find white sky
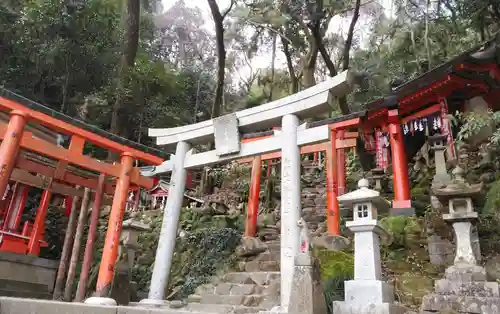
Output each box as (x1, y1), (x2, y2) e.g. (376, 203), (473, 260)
(160, 0), (393, 80)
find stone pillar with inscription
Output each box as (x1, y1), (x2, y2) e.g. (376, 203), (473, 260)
(420, 167), (500, 313)
(277, 114), (302, 312)
(332, 179), (407, 314)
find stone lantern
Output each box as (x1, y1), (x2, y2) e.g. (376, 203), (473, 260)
(110, 219), (151, 305)
(428, 133), (452, 188)
(420, 167), (500, 313)
(331, 179), (407, 314)
(370, 168), (386, 191)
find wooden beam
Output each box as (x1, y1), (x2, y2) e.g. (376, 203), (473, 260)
(0, 124), (154, 189)
(238, 138), (356, 163)
(401, 104), (441, 124)
(0, 97), (163, 165)
(183, 125), (331, 169)
(344, 132), (359, 139)
(10, 169), (83, 197)
(336, 138), (357, 149)
(330, 117), (361, 130)
(15, 156), (116, 195)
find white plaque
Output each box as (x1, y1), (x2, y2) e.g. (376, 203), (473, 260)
(213, 113), (240, 156)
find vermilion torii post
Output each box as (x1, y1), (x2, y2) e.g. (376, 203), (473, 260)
(239, 127), (358, 238)
(140, 71), (354, 310)
(337, 130), (347, 195)
(387, 109), (413, 216)
(0, 110), (28, 199)
(326, 129), (340, 235)
(246, 156), (262, 237)
(86, 152), (135, 305)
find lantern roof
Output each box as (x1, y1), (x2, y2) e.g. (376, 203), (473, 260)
(338, 179), (391, 212)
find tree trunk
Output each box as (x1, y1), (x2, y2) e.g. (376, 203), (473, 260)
(207, 0), (226, 119)
(282, 36), (298, 94)
(301, 36), (319, 88)
(108, 0), (140, 161)
(268, 33), (277, 101)
(202, 0), (232, 195)
(337, 0), (361, 114)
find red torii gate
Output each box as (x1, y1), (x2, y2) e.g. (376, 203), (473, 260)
(240, 117), (362, 237)
(0, 90), (164, 298)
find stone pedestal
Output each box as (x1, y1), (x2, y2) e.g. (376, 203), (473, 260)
(332, 179), (408, 314)
(259, 218), (328, 314)
(421, 263), (500, 314)
(420, 170), (500, 314)
(287, 253), (326, 314)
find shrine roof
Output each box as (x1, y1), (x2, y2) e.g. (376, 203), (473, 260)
(0, 87), (168, 160)
(393, 35), (500, 99)
(365, 34), (500, 113)
(308, 110), (366, 128)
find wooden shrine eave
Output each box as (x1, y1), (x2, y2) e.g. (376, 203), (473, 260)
(394, 34), (500, 98)
(363, 73), (493, 128)
(358, 35), (500, 127)
(0, 88), (166, 164)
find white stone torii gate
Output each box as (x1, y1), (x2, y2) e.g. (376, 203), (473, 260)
(139, 71), (354, 311)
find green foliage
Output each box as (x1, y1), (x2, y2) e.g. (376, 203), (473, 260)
(315, 248), (354, 279)
(323, 274), (350, 314)
(179, 227), (241, 296)
(130, 208), (243, 297)
(480, 179), (500, 249)
(455, 110), (499, 142)
(314, 249), (353, 314)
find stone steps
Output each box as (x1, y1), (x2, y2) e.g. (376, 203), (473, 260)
(187, 271), (280, 312)
(183, 302), (267, 314)
(221, 272), (280, 285)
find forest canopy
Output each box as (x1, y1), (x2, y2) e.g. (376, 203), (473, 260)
(0, 0), (498, 155)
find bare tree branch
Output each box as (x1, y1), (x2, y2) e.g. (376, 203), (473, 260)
(244, 19), (294, 44)
(222, 0), (237, 19)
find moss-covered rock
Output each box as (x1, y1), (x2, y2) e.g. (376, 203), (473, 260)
(380, 216), (423, 250)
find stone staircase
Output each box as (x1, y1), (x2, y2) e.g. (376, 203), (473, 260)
(185, 241), (281, 314)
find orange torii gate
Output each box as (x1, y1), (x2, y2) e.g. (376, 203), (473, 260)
(239, 117), (361, 237)
(0, 89), (164, 300)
